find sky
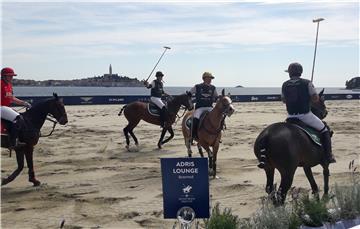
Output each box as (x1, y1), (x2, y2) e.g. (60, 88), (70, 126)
(1, 1), (359, 87)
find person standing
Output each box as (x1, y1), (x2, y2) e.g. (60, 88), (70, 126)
(281, 62), (335, 164)
(1, 67), (31, 148)
(144, 71), (168, 127)
(189, 72), (218, 140)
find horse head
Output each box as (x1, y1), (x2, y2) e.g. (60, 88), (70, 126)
(311, 88), (327, 120)
(216, 89), (235, 117)
(49, 93), (68, 125)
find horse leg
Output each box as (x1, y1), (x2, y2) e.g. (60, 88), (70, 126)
(197, 144), (204, 158)
(203, 146), (214, 176)
(303, 167), (319, 197)
(277, 168), (296, 205)
(322, 165), (330, 196)
(212, 145), (220, 178)
(25, 146), (40, 186)
(123, 126), (131, 150)
(265, 167), (275, 194)
(161, 127), (174, 146)
(124, 120), (140, 150)
(1, 149), (24, 186)
(158, 128), (167, 149)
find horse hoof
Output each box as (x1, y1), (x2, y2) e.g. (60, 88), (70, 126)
(125, 145), (130, 151)
(1, 178), (10, 186)
(33, 181), (41, 186)
(30, 178), (41, 186)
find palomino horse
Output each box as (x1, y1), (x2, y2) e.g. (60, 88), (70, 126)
(1, 93), (68, 186)
(182, 89), (235, 178)
(254, 89), (331, 204)
(118, 92), (193, 150)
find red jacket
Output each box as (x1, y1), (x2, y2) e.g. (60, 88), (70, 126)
(1, 79), (13, 106)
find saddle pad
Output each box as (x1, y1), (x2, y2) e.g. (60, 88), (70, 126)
(147, 103), (160, 116)
(293, 124), (322, 146)
(1, 120), (9, 135)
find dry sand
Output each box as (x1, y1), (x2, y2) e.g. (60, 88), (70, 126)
(1, 100), (359, 228)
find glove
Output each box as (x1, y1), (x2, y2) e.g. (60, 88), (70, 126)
(24, 102), (31, 108)
(144, 81), (149, 87)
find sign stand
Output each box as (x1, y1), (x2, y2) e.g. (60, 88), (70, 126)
(177, 206), (195, 229)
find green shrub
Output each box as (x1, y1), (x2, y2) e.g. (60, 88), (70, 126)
(204, 202), (241, 229)
(295, 195), (331, 227)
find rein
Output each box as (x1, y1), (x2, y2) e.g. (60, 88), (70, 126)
(40, 114), (58, 137)
(174, 106), (187, 125)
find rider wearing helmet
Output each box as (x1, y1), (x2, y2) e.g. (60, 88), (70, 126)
(281, 62), (335, 164)
(189, 72), (218, 140)
(144, 71), (169, 127)
(1, 67), (31, 148)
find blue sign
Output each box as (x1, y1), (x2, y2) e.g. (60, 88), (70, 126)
(161, 157), (210, 219)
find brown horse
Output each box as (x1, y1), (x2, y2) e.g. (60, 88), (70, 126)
(182, 89), (235, 178)
(118, 92), (193, 150)
(1, 93), (68, 186)
(254, 89), (331, 204)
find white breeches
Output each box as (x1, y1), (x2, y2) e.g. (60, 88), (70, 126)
(193, 107), (213, 119)
(150, 97), (165, 109)
(1, 106), (19, 122)
(288, 111), (327, 132)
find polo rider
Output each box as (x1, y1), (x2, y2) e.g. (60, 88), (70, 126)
(1, 67), (31, 149)
(189, 72), (218, 141)
(144, 71), (169, 127)
(281, 62), (336, 164)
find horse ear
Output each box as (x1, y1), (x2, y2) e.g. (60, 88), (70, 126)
(319, 88), (324, 97)
(221, 89), (225, 96)
(53, 93), (59, 100)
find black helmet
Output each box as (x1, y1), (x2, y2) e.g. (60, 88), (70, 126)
(156, 71), (164, 77)
(285, 62), (303, 77)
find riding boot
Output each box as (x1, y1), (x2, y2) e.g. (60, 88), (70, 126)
(320, 131), (336, 164)
(191, 118), (199, 141)
(9, 116), (26, 149)
(160, 107), (167, 128)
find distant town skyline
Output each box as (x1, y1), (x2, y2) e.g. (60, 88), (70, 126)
(2, 1), (358, 87)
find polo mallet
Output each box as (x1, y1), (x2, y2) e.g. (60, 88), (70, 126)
(144, 46), (171, 82)
(311, 18), (324, 82)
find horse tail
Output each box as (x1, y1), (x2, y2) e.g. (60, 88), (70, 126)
(118, 105), (127, 116)
(254, 130), (269, 169)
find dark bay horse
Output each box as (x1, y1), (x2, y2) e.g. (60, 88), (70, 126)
(182, 89), (235, 178)
(254, 89), (331, 204)
(118, 92), (193, 150)
(1, 93), (68, 186)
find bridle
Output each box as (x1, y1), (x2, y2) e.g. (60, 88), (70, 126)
(40, 100), (66, 137)
(40, 114), (58, 137)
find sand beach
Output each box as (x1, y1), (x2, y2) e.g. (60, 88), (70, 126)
(1, 100), (359, 228)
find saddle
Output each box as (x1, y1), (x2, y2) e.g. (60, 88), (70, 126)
(286, 118), (322, 146)
(185, 112), (209, 130)
(147, 103), (161, 116)
(1, 119), (11, 135)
